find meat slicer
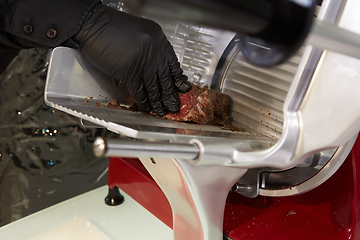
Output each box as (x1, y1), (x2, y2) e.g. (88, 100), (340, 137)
(44, 0), (360, 239)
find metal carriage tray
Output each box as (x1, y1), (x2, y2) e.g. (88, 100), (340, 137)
(44, 47), (270, 145)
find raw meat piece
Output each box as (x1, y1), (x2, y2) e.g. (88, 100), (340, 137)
(162, 84), (231, 125)
(105, 83), (232, 126)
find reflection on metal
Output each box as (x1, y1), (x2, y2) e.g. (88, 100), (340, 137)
(138, 156), (247, 240)
(232, 169), (261, 198)
(214, 35), (305, 141)
(94, 137), (199, 160)
(226, 0), (352, 197)
(151, 18), (236, 87)
(259, 134), (358, 197)
(261, 150), (337, 189)
(93, 138), (107, 158)
(45, 0), (360, 239)
(307, 19), (360, 61)
(228, 138), (355, 198)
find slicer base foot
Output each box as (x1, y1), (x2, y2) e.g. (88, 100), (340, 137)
(105, 186), (124, 206)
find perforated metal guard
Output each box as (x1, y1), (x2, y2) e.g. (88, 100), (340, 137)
(222, 47), (305, 141)
(155, 18), (237, 87)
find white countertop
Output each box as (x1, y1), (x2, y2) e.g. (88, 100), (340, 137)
(0, 186), (173, 240)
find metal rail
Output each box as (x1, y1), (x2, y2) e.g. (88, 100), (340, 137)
(93, 137), (199, 160)
(308, 20), (360, 60)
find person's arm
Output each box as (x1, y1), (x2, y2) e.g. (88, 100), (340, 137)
(0, 0), (99, 71)
(0, 0), (99, 48)
(0, 0), (190, 116)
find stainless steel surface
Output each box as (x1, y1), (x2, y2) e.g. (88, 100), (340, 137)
(93, 138), (106, 157)
(260, 134), (358, 197)
(232, 169), (261, 198)
(187, 0), (360, 169)
(44, 0), (360, 239)
(45, 46), (268, 143)
(307, 19), (360, 60)
(138, 156), (247, 240)
(232, 183), (247, 193)
(94, 137), (199, 160)
(220, 45), (305, 140)
(252, 0), (353, 197)
(45, 0), (358, 186)
(292, 0), (360, 158)
(320, 0), (345, 24)
(260, 148), (338, 189)
(156, 19), (236, 87)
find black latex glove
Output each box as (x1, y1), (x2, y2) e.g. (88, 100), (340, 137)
(73, 3), (191, 117)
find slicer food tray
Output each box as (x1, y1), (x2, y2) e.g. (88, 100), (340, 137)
(45, 47), (267, 143)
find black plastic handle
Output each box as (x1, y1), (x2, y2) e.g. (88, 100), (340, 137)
(127, 0), (315, 67)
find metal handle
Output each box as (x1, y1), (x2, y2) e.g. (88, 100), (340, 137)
(93, 137), (199, 160)
(307, 20), (360, 60)
(126, 0), (315, 66)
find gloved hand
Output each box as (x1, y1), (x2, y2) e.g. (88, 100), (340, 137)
(73, 3), (191, 116)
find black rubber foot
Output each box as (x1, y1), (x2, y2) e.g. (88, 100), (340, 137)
(105, 186), (124, 206)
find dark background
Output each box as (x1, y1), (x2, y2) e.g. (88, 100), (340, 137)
(0, 48), (113, 227)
